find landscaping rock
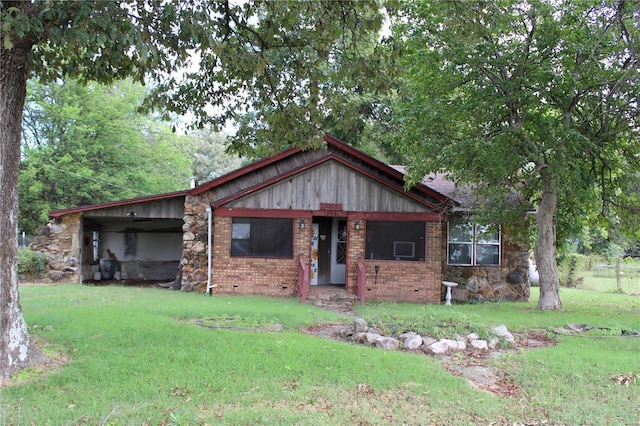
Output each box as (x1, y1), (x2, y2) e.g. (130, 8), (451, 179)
(365, 331), (383, 344)
(466, 332), (480, 341)
(398, 331), (416, 339)
(471, 339), (489, 350)
(375, 337), (400, 350)
(440, 338), (466, 350)
(422, 336), (438, 347)
(352, 332), (367, 343)
(488, 336), (500, 349)
(427, 340), (450, 355)
(403, 333), (423, 350)
(492, 324), (516, 344)
(300, 318), (555, 399)
(354, 318), (368, 333)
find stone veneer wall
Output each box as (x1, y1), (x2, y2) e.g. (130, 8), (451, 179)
(443, 223), (531, 302)
(180, 193), (213, 291)
(346, 220), (442, 303)
(30, 213), (81, 282)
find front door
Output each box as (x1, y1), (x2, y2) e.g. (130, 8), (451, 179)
(312, 217), (346, 285)
(314, 217), (331, 285)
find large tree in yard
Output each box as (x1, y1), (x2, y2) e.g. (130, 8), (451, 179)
(0, 0), (385, 383)
(391, 0), (639, 310)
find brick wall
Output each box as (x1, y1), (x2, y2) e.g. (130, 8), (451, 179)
(346, 219), (442, 303)
(209, 216), (311, 297)
(184, 207), (531, 304)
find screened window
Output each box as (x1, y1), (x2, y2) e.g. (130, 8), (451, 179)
(447, 221), (500, 266)
(231, 218), (293, 258)
(365, 221), (425, 261)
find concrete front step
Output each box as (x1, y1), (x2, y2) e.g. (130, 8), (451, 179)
(311, 299), (357, 313)
(306, 290), (359, 303)
(306, 289), (360, 312)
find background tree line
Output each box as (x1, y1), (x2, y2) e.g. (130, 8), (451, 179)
(19, 79), (243, 235)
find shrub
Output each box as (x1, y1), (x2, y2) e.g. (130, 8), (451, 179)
(17, 247), (46, 276)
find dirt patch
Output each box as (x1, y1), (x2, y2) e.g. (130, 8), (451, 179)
(445, 362), (519, 397)
(440, 330), (555, 397)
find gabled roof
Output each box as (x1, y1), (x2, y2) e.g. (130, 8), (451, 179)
(324, 135), (455, 207)
(49, 190), (190, 218)
(49, 135), (457, 217)
(207, 136), (455, 211)
(190, 135), (450, 200)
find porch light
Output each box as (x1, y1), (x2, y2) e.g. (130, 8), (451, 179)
(299, 219), (306, 229)
(354, 221), (361, 230)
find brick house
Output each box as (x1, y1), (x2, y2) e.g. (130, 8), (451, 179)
(35, 135), (530, 303)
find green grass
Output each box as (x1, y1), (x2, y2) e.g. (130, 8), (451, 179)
(581, 267), (640, 294)
(1, 284), (639, 425)
(566, 257), (640, 294)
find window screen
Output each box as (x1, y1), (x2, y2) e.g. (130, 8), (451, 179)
(365, 221), (425, 261)
(231, 218), (293, 258)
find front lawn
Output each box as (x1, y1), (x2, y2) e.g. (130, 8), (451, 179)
(1, 284), (639, 425)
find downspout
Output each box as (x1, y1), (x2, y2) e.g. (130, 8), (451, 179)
(205, 205), (213, 295)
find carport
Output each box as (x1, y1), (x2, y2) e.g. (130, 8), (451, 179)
(47, 192), (187, 284)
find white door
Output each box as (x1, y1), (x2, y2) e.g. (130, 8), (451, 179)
(330, 218), (346, 285)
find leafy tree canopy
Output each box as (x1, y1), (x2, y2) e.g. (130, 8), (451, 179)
(390, 0), (639, 309)
(19, 79), (194, 234)
(188, 129), (244, 184)
(4, 0), (388, 151)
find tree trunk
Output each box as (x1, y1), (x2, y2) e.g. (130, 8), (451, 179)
(0, 29), (47, 384)
(535, 169), (562, 310)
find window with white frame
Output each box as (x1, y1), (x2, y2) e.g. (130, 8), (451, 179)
(447, 221), (500, 266)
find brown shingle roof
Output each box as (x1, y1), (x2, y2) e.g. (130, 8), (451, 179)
(390, 166), (476, 209)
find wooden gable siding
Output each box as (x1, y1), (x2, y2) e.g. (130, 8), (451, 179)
(209, 149), (325, 204)
(225, 160), (430, 213)
(83, 197), (185, 219)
